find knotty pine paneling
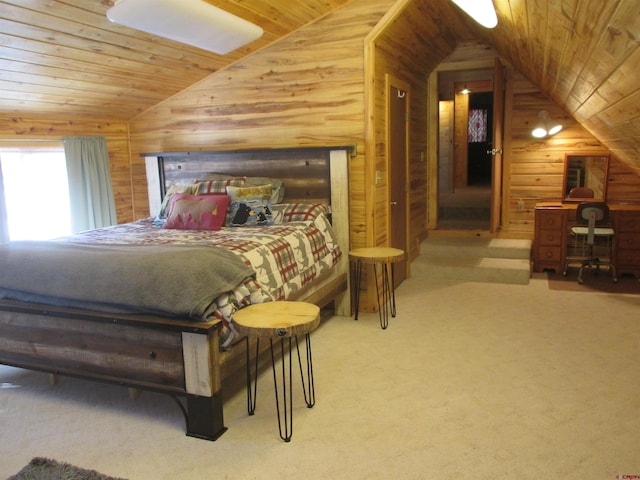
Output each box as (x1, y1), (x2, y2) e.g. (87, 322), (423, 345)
(505, 71), (640, 238)
(128, 0), (397, 227)
(368, 0), (463, 260)
(476, 0), (640, 177)
(0, 116), (133, 224)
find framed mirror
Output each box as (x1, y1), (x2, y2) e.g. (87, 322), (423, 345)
(562, 153), (609, 202)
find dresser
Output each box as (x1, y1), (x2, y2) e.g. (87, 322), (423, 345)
(533, 203), (640, 277)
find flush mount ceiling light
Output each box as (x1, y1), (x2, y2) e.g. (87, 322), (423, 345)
(107, 0), (264, 55)
(531, 110), (563, 138)
(450, 0), (498, 29)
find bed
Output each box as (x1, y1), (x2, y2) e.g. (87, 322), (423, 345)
(0, 146), (352, 441)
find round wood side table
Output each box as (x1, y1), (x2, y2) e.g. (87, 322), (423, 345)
(232, 301), (320, 442)
(349, 247), (405, 329)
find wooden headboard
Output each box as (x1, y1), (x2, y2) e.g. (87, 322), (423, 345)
(144, 146), (353, 208)
(157, 148), (337, 204)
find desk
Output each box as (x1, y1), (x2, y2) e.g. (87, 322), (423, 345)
(533, 203), (640, 277)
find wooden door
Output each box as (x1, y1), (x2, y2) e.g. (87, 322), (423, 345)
(490, 58), (505, 233)
(387, 75), (409, 284)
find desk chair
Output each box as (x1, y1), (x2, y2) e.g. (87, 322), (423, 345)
(568, 202), (617, 284)
(568, 187), (594, 198)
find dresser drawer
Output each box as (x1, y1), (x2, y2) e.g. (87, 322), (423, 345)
(617, 213), (640, 233)
(536, 212), (564, 229)
(617, 232), (640, 250)
(617, 249), (640, 265)
(538, 229), (563, 246)
(537, 246), (562, 262)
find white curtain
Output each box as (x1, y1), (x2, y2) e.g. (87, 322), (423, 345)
(63, 136), (117, 233)
(0, 157), (9, 244)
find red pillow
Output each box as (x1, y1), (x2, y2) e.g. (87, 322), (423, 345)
(163, 194), (230, 231)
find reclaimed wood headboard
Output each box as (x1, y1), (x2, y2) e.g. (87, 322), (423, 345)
(144, 146), (354, 210)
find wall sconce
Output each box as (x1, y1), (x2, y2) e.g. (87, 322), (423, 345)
(107, 0), (264, 55)
(531, 110), (563, 138)
(450, 0), (498, 29)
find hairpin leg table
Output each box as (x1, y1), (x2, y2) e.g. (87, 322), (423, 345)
(349, 247), (405, 329)
(232, 301), (320, 442)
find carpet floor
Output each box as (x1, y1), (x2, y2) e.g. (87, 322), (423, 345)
(1, 273), (639, 479)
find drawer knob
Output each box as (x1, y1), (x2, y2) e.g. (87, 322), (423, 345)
(149, 351), (157, 359)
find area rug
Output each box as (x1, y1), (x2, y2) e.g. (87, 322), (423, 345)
(547, 271), (640, 294)
(7, 457), (126, 480)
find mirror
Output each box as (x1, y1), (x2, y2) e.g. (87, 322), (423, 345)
(562, 153), (609, 202)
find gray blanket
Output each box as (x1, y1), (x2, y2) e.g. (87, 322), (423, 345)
(0, 241), (255, 321)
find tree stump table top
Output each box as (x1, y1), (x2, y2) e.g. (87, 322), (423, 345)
(348, 247), (405, 264)
(232, 301), (321, 339)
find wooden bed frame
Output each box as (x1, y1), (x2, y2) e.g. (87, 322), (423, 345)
(0, 146), (352, 441)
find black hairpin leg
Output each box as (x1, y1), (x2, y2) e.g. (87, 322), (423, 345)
(271, 337), (294, 442)
(246, 336), (259, 415)
(296, 333), (315, 408)
(353, 260), (364, 320)
(374, 262), (396, 330)
(268, 333), (316, 442)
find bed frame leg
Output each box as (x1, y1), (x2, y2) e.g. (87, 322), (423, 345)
(185, 394), (227, 441)
(48, 374), (58, 385)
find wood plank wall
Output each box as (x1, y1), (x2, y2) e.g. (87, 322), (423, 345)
(128, 0), (397, 228)
(506, 70), (640, 237)
(0, 116), (133, 223)
(367, 0), (464, 260)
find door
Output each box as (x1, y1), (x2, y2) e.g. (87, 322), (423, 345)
(387, 75), (409, 284)
(490, 58), (505, 233)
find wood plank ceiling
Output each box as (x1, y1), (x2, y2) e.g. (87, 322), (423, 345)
(0, 0), (639, 172)
(0, 0), (351, 120)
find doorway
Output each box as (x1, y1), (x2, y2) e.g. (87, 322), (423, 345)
(437, 76), (495, 230)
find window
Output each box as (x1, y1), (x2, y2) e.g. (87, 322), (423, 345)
(0, 147), (72, 241)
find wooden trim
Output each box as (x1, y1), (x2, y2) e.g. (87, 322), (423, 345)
(427, 72), (439, 230)
(141, 144), (357, 158)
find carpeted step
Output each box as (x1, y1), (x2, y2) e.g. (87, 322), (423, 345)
(420, 237), (531, 259)
(414, 237), (532, 285)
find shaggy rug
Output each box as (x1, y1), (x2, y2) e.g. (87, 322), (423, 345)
(6, 458), (126, 480)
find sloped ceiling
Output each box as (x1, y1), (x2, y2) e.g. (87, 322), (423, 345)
(473, 0), (640, 174)
(0, 0), (638, 172)
(0, 0), (351, 119)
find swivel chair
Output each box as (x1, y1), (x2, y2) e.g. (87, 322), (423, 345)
(568, 202), (617, 284)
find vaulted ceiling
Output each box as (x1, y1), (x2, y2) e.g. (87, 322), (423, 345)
(1, 0), (639, 172)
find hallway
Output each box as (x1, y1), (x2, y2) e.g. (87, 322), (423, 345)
(438, 185), (491, 230)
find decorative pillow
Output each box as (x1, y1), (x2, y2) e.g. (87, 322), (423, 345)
(157, 183), (200, 220)
(226, 184), (274, 227)
(195, 177), (246, 194)
(163, 194), (230, 231)
(244, 176), (285, 203)
(271, 203), (329, 223)
(199, 172), (285, 203)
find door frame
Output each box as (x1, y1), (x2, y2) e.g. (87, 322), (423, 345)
(428, 62), (505, 234)
(385, 74), (410, 276)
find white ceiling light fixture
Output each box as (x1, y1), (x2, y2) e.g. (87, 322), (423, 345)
(450, 0), (498, 29)
(532, 110), (563, 138)
(107, 0), (264, 55)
